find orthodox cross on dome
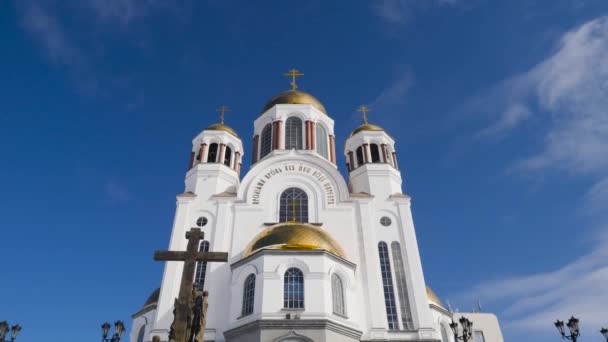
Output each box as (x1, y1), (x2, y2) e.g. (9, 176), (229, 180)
(283, 68), (304, 91)
(290, 199), (298, 222)
(357, 105), (370, 124)
(216, 105), (230, 124)
(154, 228), (228, 342)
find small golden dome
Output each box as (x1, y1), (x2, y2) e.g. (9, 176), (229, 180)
(243, 222), (345, 258)
(261, 90), (327, 115)
(426, 286), (444, 307)
(206, 122), (239, 138)
(350, 123), (384, 137)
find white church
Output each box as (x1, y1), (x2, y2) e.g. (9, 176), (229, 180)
(129, 73), (504, 342)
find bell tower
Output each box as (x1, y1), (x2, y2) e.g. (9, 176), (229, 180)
(185, 106), (243, 196)
(344, 105), (402, 197)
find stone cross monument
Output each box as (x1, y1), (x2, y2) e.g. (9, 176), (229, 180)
(154, 228), (228, 342)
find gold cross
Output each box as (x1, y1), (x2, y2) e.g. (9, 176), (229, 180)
(290, 199), (298, 223)
(357, 105), (370, 124)
(216, 105), (230, 124)
(283, 68), (304, 91)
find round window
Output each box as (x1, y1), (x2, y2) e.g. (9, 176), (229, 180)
(380, 216), (392, 226)
(196, 217), (208, 227)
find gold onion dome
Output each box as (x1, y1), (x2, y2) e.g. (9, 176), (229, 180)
(243, 222), (345, 258)
(206, 122), (239, 138)
(351, 105), (384, 136)
(426, 287), (444, 308)
(350, 123), (384, 136)
(261, 89), (328, 115)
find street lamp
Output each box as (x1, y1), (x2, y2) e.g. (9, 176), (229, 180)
(600, 327), (608, 341)
(450, 316), (473, 342)
(554, 316), (580, 341)
(0, 321), (22, 342)
(101, 321), (125, 342)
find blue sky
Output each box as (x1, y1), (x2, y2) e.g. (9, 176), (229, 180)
(1, 1), (608, 341)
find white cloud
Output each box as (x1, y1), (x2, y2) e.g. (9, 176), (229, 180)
(371, 0), (466, 25)
(466, 16), (608, 334)
(21, 3), (85, 67)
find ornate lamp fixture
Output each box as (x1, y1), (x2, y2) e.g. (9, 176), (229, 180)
(101, 321), (125, 342)
(450, 316), (473, 342)
(554, 316), (580, 341)
(0, 321), (22, 342)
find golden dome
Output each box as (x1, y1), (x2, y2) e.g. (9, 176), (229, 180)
(206, 122), (239, 138)
(426, 286), (444, 307)
(350, 123), (384, 137)
(243, 222), (345, 258)
(261, 90), (327, 115)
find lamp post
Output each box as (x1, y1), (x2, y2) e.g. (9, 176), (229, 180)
(554, 316), (580, 341)
(450, 316), (473, 342)
(101, 321), (125, 342)
(0, 321), (22, 342)
(600, 327), (608, 341)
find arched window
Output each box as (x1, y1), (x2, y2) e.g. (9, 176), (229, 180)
(391, 242), (414, 329)
(316, 124), (328, 158)
(331, 274), (346, 316)
(194, 241), (210, 290)
(207, 143), (218, 163)
(260, 124), (273, 159)
(356, 146), (364, 167)
(279, 187), (308, 223)
(284, 268), (304, 309)
(378, 242), (398, 330)
(224, 146), (232, 167)
(441, 324), (450, 342)
(241, 274), (256, 316)
(285, 117), (303, 150)
(370, 144), (381, 163)
(136, 326), (145, 342)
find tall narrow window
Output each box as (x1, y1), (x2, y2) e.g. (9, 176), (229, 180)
(370, 144), (381, 163)
(331, 273), (346, 316)
(279, 187), (308, 222)
(136, 326), (145, 342)
(316, 124), (328, 158)
(391, 242), (414, 330)
(194, 240), (210, 290)
(284, 268), (304, 309)
(260, 124), (273, 159)
(378, 242), (398, 330)
(207, 143), (218, 163)
(241, 274), (256, 316)
(474, 332), (486, 342)
(285, 117), (303, 150)
(441, 325), (450, 342)
(224, 146), (232, 167)
(356, 146), (364, 167)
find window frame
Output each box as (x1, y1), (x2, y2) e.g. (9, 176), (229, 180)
(283, 267), (305, 309)
(260, 123), (273, 159)
(285, 117), (304, 150)
(331, 273), (346, 316)
(241, 274), (256, 317)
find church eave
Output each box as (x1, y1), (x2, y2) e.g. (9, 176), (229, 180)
(230, 249), (356, 271)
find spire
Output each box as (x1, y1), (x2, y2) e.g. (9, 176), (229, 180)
(216, 105), (230, 124)
(283, 68), (304, 91)
(357, 105), (370, 124)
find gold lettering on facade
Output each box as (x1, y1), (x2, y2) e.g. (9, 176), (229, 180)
(250, 164), (335, 205)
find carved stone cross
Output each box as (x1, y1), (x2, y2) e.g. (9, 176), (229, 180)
(154, 228), (228, 342)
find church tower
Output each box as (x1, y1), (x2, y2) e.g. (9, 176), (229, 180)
(129, 70), (503, 342)
(344, 105), (401, 196)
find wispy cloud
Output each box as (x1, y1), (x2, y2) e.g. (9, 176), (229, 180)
(371, 68), (415, 109)
(21, 3), (85, 68)
(371, 0), (467, 25)
(465, 15), (608, 333)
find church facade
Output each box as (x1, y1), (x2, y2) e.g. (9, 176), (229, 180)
(130, 76), (503, 342)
